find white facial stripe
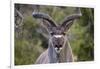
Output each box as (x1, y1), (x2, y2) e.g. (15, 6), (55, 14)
(53, 35), (63, 38)
(55, 47), (63, 53)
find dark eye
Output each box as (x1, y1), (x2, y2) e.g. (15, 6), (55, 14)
(50, 32), (54, 35)
(62, 32), (66, 35)
(55, 45), (58, 48)
(59, 45), (62, 47)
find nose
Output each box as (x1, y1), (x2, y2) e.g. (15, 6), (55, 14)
(54, 45), (63, 53)
(55, 45), (62, 49)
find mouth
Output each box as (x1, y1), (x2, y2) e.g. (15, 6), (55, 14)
(54, 45), (63, 53)
(55, 47), (62, 53)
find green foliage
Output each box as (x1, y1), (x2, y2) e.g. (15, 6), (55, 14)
(69, 8), (94, 61)
(15, 4), (94, 65)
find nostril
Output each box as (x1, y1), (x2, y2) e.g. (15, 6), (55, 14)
(55, 45), (58, 48)
(54, 45), (62, 48)
(59, 45), (62, 47)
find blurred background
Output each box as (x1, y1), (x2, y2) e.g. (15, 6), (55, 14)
(14, 4), (94, 65)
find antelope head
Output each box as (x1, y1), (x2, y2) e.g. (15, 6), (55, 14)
(32, 8), (82, 54)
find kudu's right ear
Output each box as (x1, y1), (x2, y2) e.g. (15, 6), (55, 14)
(61, 8), (82, 31)
(32, 12), (57, 31)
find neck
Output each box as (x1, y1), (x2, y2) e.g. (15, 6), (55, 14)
(48, 40), (67, 63)
(48, 42), (58, 63)
(48, 39), (73, 63)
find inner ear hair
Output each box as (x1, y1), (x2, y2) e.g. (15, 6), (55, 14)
(64, 20), (74, 31)
(61, 13), (81, 32)
(61, 7), (82, 27)
(61, 14), (81, 27)
(32, 12), (57, 27)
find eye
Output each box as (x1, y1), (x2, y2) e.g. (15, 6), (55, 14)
(62, 32), (66, 35)
(55, 45), (58, 48)
(50, 32), (54, 35)
(59, 45), (62, 47)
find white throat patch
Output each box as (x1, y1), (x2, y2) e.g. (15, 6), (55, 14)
(53, 35), (63, 38)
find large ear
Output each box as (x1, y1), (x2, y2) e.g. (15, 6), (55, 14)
(32, 12), (57, 30)
(61, 8), (82, 31)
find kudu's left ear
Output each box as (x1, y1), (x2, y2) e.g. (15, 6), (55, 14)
(32, 12), (57, 32)
(61, 8), (82, 31)
(32, 12), (56, 26)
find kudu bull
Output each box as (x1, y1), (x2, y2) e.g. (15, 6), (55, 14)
(32, 8), (82, 64)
